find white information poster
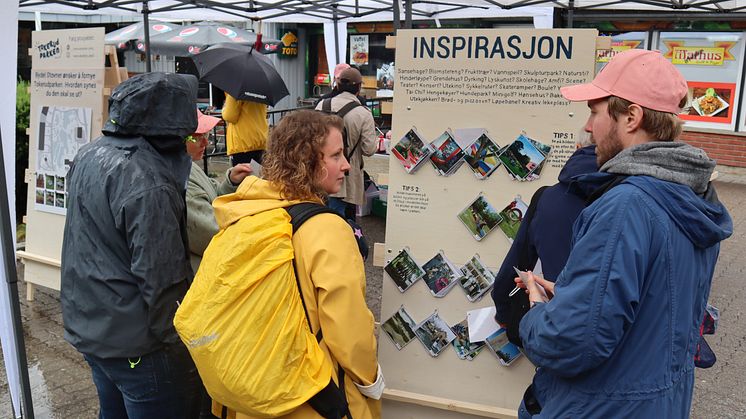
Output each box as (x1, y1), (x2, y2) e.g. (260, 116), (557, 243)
(34, 106), (91, 215)
(381, 28), (598, 418)
(350, 34), (369, 66)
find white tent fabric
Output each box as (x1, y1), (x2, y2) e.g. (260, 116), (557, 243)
(18, 1), (555, 23)
(323, 22), (348, 80)
(1, 4), (20, 418)
(19, 0), (746, 21)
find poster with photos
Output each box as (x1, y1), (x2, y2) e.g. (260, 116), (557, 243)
(381, 306), (418, 350)
(464, 133), (502, 179)
(457, 194), (503, 241)
(414, 312), (457, 357)
(34, 105), (91, 215)
(499, 134), (547, 181)
(391, 128), (433, 173)
(421, 251), (462, 297)
(497, 196), (530, 243)
(384, 248), (425, 293)
(459, 254), (496, 302)
(484, 328), (522, 366)
(451, 319), (485, 360)
(429, 130), (465, 176)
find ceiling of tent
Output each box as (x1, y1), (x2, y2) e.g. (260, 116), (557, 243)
(19, 0), (746, 23)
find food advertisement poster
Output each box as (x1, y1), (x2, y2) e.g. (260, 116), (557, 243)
(681, 81), (735, 123)
(658, 32), (744, 130)
(350, 34), (369, 65)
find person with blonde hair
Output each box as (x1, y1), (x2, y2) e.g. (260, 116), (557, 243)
(209, 109), (383, 419)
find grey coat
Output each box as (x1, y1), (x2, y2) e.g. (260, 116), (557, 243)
(61, 136), (193, 358)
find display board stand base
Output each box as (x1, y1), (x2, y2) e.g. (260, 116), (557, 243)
(383, 388), (518, 418)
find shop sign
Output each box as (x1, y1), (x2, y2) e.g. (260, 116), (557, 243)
(279, 30), (299, 58)
(672, 47), (725, 66)
(663, 40), (736, 65)
(596, 41), (641, 63)
(315, 73), (330, 85)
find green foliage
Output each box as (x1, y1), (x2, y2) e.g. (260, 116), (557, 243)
(16, 78), (30, 159)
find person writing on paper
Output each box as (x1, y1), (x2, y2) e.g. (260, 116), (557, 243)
(185, 110), (252, 271)
(491, 138), (597, 343)
(209, 110), (383, 418)
(516, 49), (732, 418)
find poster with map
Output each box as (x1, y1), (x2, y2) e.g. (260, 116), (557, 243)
(34, 105), (92, 215)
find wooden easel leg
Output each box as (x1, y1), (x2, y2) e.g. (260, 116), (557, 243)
(26, 283), (35, 302)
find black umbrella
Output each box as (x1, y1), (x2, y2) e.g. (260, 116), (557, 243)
(192, 43), (289, 106)
(140, 21), (281, 56)
(105, 21), (181, 51)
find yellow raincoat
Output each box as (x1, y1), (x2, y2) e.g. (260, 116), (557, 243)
(212, 176), (381, 419)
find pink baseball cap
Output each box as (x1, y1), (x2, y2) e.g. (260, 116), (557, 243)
(561, 49), (688, 114)
(334, 63), (351, 79)
(195, 110), (220, 134)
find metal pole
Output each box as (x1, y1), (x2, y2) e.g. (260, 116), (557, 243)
(0, 126), (34, 419)
(332, 6), (340, 65)
(142, 1), (152, 73)
(567, 0), (574, 28)
(404, 0), (412, 29)
(393, 0), (401, 33)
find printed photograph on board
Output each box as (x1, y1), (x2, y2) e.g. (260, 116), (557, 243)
(421, 251), (462, 297)
(499, 134), (547, 179)
(35, 189), (44, 204)
(451, 319), (485, 360)
(391, 128), (433, 173)
(429, 130), (465, 176)
(464, 133), (502, 179)
(384, 248), (426, 292)
(485, 328), (522, 366)
(414, 312), (457, 357)
(459, 254), (496, 302)
(36, 174), (44, 188)
(381, 306), (418, 350)
(457, 194), (503, 241)
(497, 196), (530, 243)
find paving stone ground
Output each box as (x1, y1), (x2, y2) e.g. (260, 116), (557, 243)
(0, 159), (743, 418)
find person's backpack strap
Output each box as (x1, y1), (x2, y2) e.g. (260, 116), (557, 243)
(321, 97), (333, 114)
(286, 203), (353, 419)
(335, 101), (364, 161)
(287, 202), (339, 343)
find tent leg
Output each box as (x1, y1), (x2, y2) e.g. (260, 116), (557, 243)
(333, 7), (340, 64)
(142, 1), (152, 73)
(0, 127), (34, 418)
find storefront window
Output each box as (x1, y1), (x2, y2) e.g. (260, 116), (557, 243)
(658, 32), (744, 131)
(596, 32), (648, 74)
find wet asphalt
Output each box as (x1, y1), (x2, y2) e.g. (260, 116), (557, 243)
(0, 158), (744, 418)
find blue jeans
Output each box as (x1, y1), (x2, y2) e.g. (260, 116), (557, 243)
(84, 343), (201, 419)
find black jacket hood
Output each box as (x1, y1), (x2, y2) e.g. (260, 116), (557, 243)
(103, 72), (198, 139)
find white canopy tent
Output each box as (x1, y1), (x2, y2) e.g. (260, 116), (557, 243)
(10, 1), (746, 417)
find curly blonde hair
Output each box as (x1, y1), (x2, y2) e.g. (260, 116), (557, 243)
(263, 110), (344, 202)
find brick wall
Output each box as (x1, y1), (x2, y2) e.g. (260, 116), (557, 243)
(680, 130), (746, 168)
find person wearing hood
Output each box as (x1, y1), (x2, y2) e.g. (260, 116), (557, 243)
(61, 72), (202, 418)
(209, 110), (382, 419)
(517, 49), (733, 418)
(185, 110), (252, 272)
(491, 143), (598, 331)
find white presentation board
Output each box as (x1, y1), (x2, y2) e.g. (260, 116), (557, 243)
(23, 28), (104, 292)
(380, 28), (598, 418)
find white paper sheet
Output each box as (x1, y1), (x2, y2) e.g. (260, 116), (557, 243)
(467, 306), (500, 342)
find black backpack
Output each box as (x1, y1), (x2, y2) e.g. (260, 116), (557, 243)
(320, 98), (363, 168)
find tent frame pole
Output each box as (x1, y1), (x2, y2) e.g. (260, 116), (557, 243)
(0, 126), (34, 419)
(142, 1), (152, 72)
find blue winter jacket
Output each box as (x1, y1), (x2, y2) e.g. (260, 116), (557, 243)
(492, 145), (598, 324)
(519, 173), (732, 418)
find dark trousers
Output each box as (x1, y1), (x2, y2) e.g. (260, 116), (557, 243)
(83, 343), (201, 419)
(230, 150), (263, 166)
